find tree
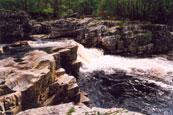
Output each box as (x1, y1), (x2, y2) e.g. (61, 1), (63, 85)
(0, 0), (172, 24)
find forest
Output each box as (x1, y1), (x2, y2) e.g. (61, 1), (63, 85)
(0, 0), (173, 24)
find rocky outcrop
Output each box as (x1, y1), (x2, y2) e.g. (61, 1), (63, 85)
(30, 18), (173, 55)
(17, 102), (143, 115)
(0, 10), (31, 43)
(0, 9), (172, 53)
(78, 70), (173, 115)
(0, 40), (84, 114)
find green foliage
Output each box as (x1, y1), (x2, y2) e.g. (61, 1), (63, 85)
(145, 31), (152, 40)
(96, 17), (102, 21)
(128, 31), (134, 37)
(67, 107), (75, 115)
(0, 0), (172, 24)
(74, 0), (99, 15)
(119, 20), (125, 27)
(97, 112), (102, 115)
(43, 4), (53, 13)
(115, 34), (121, 39)
(97, 0), (173, 24)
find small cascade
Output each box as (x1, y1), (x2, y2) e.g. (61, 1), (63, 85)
(77, 44), (173, 85)
(77, 43), (173, 115)
(77, 43), (104, 67)
(28, 39), (77, 48)
(27, 39), (173, 114)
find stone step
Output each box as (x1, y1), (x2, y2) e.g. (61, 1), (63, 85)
(56, 74), (76, 86)
(55, 68), (66, 77)
(78, 91), (90, 105)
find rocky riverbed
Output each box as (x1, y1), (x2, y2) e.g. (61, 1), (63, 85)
(0, 10), (173, 115)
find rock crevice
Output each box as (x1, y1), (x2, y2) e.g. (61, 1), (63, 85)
(0, 40), (83, 114)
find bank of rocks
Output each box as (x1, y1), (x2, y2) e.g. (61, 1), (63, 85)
(0, 10), (31, 43)
(0, 40), (86, 114)
(0, 10), (172, 55)
(30, 18), (173, 55)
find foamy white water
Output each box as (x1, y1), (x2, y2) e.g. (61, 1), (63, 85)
(77, 43), (173, 88)
(27, 39), (173, 89)
(28, 39), (77, 48)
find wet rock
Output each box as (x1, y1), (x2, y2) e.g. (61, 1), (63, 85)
(0, 10), (31, 43)
(104, 26), (119, 36)
(167, 51), (173, 61)
(100, 36), (117, 52)
(128, 43), (138, 54)
(17, 103), (143, 115)
(78, 91), (90, 106)
(76, 25), (106, 47)
(78, 71), (173, 115)
(117, 41), (125, 52)
(29, 18), (173, 55)
(29, 20), (51, 35)
(78, 18), (93, 25)
(50, 19), (79, 38)
(100, 20), (121, 27)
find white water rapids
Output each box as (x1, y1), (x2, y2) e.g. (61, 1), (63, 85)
(77, 43), (173, 88)
(28, 39), (173, 114)
(76, 43), (173, 115)
(28, 39), (173, 88)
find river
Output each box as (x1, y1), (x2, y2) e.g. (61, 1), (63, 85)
(77, 42), (173, 115)
(29, 39), (173, 115)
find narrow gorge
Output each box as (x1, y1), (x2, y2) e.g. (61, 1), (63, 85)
(0, 10), (173, 115)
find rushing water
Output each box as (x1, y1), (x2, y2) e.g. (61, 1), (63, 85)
(28, 39), (173, 114)
(77, 43), (173, 115)
(77, 44), (173, 85)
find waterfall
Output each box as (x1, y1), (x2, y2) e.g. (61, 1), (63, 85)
(77, 43), (173, 115)
(27, 39), (173, 114)
(77, 43), (173, 86)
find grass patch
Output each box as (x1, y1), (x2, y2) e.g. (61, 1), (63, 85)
(128, 31), (135, 37)
(96, 17), (102, 22)
(115, 33), (121, 39)
(67, 107), (75, 115)
(145, 31), (152, 40)
(119, 20), (126, 27)
(97, 112), (102, 115)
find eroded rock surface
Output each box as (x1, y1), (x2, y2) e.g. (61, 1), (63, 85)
(0, 9), (172, 54)
(78, 70), (173, 115)
(30, 18), (173, 55)
(17, 103), (143, 115)
(0, 40), (83, 114)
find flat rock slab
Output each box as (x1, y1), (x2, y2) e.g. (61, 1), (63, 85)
(17, 103), (143, 115)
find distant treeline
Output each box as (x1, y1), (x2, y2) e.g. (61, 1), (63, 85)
(0, 0), (173, 24)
